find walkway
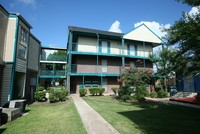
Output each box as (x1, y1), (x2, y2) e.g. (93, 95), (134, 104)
(145, 97), (200, 109)
(71, 94), (119, 134)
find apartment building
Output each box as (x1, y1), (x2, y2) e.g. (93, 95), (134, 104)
(0, 5), (9, 104)
(0, 5), (41, 106)
(67, 25), (162, 94)
(39, 47), (67, 89)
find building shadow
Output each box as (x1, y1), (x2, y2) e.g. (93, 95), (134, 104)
(117, 103), (200, 134)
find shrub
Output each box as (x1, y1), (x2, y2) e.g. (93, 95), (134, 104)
(111, 87), (119, 95)
(34, 91), (46, 102)
(49, 93), (59, 103)
(89, 88), (98, 96)
(157, 89), (168, 98)
(48, 86), (68, 103)
(89, 87), (105, 96)
(79, 88), (87, 96)
(118, 86), (134, 101)
(134, 85), (149, 102)
(38, 86), (45, 91)
(150, 92), (157, 98)
(99, 88), (105, 96)
(155, 87), (162, 92)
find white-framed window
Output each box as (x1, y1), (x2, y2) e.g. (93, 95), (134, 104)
(18, 27), (28, 60)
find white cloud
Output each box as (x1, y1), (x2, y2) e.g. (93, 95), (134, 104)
(109, 20), (122, 33)
(134, 21), (171, 38)
(188, 6), (200, 16)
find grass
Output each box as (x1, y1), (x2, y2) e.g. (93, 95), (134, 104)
(0, 98), (87, 134)
(83, 96), (200, 134)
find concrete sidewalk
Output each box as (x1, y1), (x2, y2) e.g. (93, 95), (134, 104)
(145, 97), (200, 109)
(71, 94), (119, 134)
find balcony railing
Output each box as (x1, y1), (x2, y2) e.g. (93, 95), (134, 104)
(71, 42), (152, 58)
(71, 64), (153, 75)
(40, 70), (66, 76)
(71, 64), (122, 74)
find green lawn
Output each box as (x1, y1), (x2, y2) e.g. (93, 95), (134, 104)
(0, 98), (86, 134)
(83, 96), (200, 134)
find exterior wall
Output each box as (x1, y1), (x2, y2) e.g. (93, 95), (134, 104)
(13, 72), (26, 99)
(77, 37), (97, 52)
(25, 70), (37, 103)
(28, 35), (40, 71)
(1, 64), (13, 106)
(110, 40), (121, 55)
(4, 18), (16, 62)
(107, 77), (119, 94)
(72, 55), (122, 74)
(16, 59), (27, 73)
(137, 44), (144, 57)
(0, 7), (8, 64)
(71, 76), (118, 94)
(145, 44), (152, 57)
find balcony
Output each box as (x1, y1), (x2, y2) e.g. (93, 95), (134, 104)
(71, 64), (122, 75)
(70, 42), (152, 59)
(40, 70), (66, 77)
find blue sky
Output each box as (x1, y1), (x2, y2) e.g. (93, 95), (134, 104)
(0, 0), (193, 48)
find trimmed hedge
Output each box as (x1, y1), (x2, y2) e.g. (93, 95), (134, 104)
(49, 86), (68, 103)
(89, 87), (105, 96)
(79, 88), (87, 96)
(34, 91), (46, 102)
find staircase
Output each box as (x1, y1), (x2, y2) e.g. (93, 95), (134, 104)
(171, 92), (197, 98)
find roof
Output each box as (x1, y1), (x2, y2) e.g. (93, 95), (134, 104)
(41, 46), (67, 50)
(10, 13), (32, 29)
(0, 4), (9, 16)
(30, 33), (41, 44)
(68, 26), (123, 37)
(123, 23), (163, 46)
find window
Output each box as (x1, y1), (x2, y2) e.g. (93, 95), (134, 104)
(20, 28), (28, 45)
(18, 44), (26, 59)
(18, 27), (28, 59)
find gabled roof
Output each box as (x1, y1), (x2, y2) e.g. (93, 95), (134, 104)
(123, 23), (163, 45)
(68, 26), (123, 37)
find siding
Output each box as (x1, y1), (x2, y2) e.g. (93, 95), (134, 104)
(1, 64), (12, 106)
(16, 59), (27, 73)
(77, 37), (97, 52)
(13, 72), (26, 99)
(4, 18), (16, 62)
(0, 9), (8, 63)
(28, 36), (40, 71)
(110, 40), (121, 54)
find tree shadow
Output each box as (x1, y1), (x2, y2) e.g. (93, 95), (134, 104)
(118, 103), (200, 134)
(0, 128), (6, 133)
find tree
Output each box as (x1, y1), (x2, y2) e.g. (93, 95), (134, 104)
(118, 67), (154, 88)
(176, 0), (200, 6)
(150, 47), (176, 91)
(47, 50), (66, 61)
(166, 2), (200, 75)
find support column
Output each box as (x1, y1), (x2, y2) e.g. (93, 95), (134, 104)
(67, 31), (73, 94)
(122, 38), (125, 72)
(82, 76), (85, 88)
(96, 34), (99, 73)
(143, 42), (146, 68)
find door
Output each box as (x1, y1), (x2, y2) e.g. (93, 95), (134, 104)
(102, 41), (108, 53)
(130, 44), (135, 55)
(102, 60), (107, 73)
(102, 78), (107, 91)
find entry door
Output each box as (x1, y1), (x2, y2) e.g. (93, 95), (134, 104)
(102, 78), (107, 91)
(102, 41), (108, 53)
(102, 60), (107, 73)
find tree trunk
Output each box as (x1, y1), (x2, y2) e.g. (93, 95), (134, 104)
(164, 78), (167, 92)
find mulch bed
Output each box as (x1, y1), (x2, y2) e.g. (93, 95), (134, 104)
(170, 95), (200, 105)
